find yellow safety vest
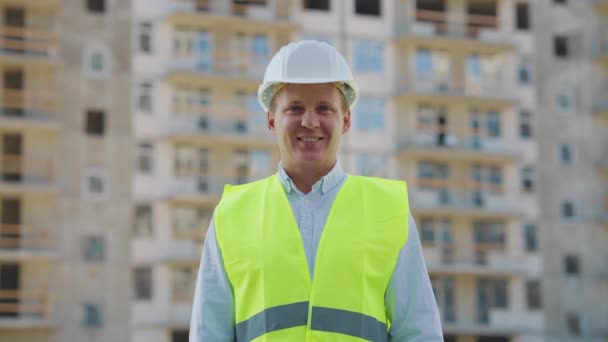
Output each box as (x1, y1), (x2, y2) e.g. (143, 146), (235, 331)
(215, 175), (409, 341)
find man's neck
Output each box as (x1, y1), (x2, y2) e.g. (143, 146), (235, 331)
(283, 161), (335, 194)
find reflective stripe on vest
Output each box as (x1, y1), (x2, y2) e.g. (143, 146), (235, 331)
(215, 175), (409, 341)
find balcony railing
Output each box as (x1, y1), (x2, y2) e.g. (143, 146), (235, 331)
(169, 0), (292, 21)
(0, 224), (54, 252)
(167, 115), (271, 140)
(396, 10), (509, 44)
(398, 74), (514, 100)
(0, 155), (54, 185)
(1, 89), (57, 120)
(168, 53), (268, 80)
(410, 182), (521, 216)
(0, 26), (58, 60)
(0, 288), (52, 319)
(167, 175), (252, 198)
(398, 135), (520, 159)
(424, 244), (529, 273)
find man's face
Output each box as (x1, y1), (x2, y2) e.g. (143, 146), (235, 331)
(267, 83), (351, 171)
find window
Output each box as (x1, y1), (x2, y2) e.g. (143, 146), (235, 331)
(139, 22), (152, 53)
(172, 266), (195, 302)
(431, 276), (456, 322)
(83, 303), (103, 328)
(173, 205), (211, 239)
(171, 330), (189, 342)
(554, 36), (569, 58)
(134, 267), (153, 300)
(559, 144), (573, 165)
(516, 3), (530, 30)
(134, 204), (153, 237)
(518, 63), (532, 84)
(521, 166), (534, 192)
(567, 313), (581, 336)
(420, 218), (435, 244)
(84, 170), (109, 199)
(354, 40), (384, 74)
(523, 223), (538, 252)
(357, 154), (385, 177)
(525, 280), (542, 309)
(137, 143), (154, 174)
(84, 46), (111, 78)
(138, 82), (153, 112)
(477, 278), (508, 323)
(486, 111), (501, 138)
(355, 0), (381, 16)
(83, 236), (105, 262)
(249, 150), (273, 179)
(564, 255), (580, 276)
(174, 145), (208, 178)
(196, 31), (213, 72)
(87, 0), (105, 13)
(303, 0), (330, 11)
(418, 162), (449, 189)
(355, 97), (384, 131)
(556, 89), (576, 112)
(519, 110), (533, 138)
(415, 49), (433, 76)
(85, 110), (105, 136)
(251, 35), (270, 70)
(562, 201), (575, 219)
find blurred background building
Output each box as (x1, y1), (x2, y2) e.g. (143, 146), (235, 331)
(0, 0), (606, 342)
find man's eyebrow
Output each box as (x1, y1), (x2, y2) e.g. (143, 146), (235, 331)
(286, 101), (304, 106)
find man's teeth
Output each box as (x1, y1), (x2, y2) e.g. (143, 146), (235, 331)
(300, 137), (320, 142)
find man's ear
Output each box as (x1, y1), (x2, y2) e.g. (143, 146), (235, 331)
(267, 111), (275, 131)
(342, 109), (351, 134)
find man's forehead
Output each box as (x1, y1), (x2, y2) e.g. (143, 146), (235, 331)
(279, 83), (341, 98)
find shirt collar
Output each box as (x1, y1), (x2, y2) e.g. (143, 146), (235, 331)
(277, 161), (345, 195)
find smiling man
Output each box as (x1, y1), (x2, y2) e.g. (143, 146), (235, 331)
(189, 40), (443, 341)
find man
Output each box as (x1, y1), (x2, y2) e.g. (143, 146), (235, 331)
(190, 40), (443, 341)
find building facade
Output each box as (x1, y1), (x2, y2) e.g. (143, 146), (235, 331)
(0, 0), (132, 341)
(1, 1), (605, 342)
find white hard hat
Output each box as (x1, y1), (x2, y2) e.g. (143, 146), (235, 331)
(257, 40), (359, 112)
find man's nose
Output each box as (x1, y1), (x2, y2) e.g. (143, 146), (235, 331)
(301, 109), (320, 128)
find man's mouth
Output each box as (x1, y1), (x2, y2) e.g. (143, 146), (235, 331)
(297, 137), (323, 142)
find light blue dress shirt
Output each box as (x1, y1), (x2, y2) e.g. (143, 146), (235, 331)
(190, 162), (443, 341)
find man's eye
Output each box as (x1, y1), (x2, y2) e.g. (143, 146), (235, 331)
(286, 106), (303, 113)
(318, 105), (333, 112)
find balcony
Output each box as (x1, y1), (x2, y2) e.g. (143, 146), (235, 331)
(395, 10), (512, 53)
(0, 90), (59, 131)
(397, 135), (521, 163)
(165, 175), (248, 204)
(163, 116), (275, 149)
(443, 310), (543, 335)
(0, 26), (58, 66)
(0, 288), (55, 329)
(397, 74), (516, 106)
(409, 185), (522, 218)
(0, 156), (55, 194)
(160, 240), (202, 264)
(0, 224), (57, 261)
(423, 245), (533, 275)
(166, 0), (295, 28)
(167, 52), (268, 86)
